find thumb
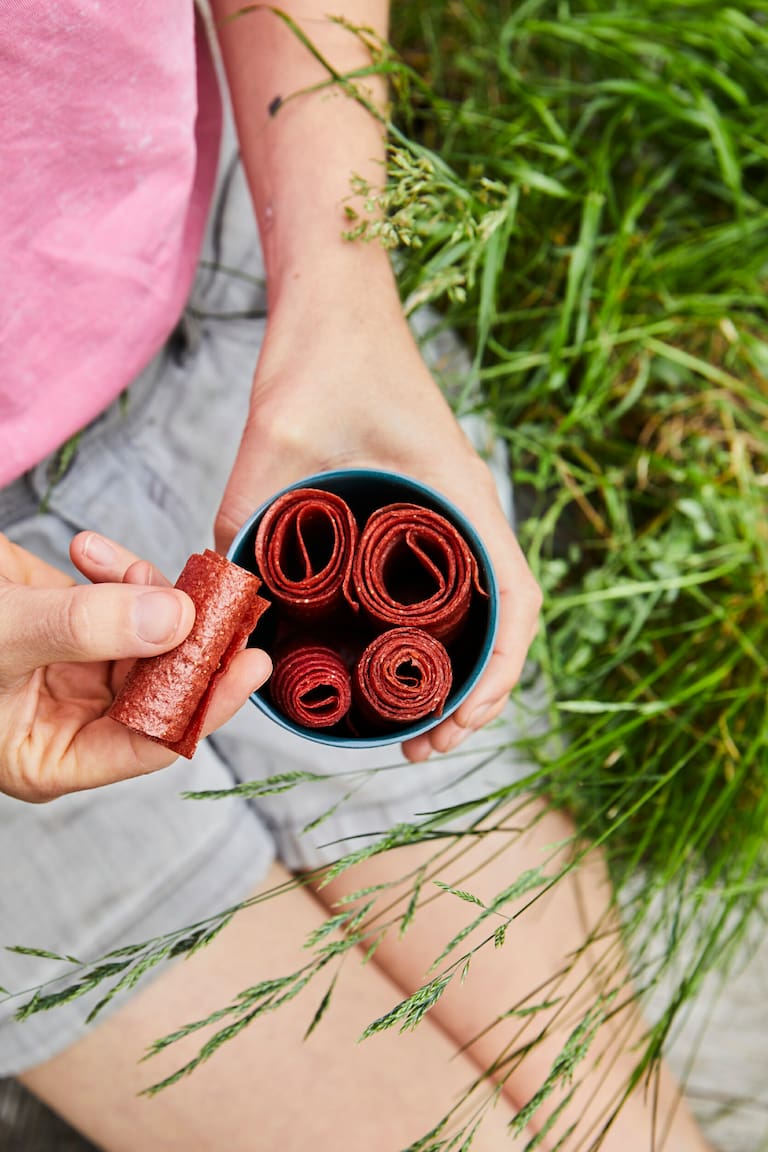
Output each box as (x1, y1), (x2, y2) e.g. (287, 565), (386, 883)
(0, 581), (195, 679)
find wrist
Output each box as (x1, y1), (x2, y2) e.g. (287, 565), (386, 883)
(266, 237), (403, 318)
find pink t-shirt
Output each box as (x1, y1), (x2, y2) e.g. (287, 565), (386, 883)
(0, 1), (222, 487)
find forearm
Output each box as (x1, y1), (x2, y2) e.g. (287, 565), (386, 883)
(211, 7), (542, 761)
(211, 0), (399, 311)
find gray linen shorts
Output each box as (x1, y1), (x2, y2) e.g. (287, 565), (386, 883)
(0, 139), (537, 1076)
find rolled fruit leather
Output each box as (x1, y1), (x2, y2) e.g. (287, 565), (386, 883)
(109, 550), (269, 759)
(251, 490), (486, 734)
(254, 487), (358, 618)
(270, 643), (352, 729)
(352, 503), (486, 642)
(352, 627), (453, 726)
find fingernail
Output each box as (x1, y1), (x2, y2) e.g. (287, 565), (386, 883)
(82, 533), (116, 567)
(135, 591), (184, 644)
(443, 726), (470, 752)
(466, 703), (491, 730)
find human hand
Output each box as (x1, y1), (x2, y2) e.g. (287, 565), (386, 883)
(0, 532), (271, 801)
(215, 286), (541, 761)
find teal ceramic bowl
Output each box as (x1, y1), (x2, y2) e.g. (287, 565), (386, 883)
(227, 468), (499, 748)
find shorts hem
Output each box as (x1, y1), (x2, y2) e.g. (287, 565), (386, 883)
(0, 806), (274, 1077)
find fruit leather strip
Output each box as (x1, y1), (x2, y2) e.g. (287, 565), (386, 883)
(254, 488), (358, 617)
(270, 644), (352, 729)
(109, 550), (269, 759)
(353, 627), (453, 725)
(352, 503), (485, 642)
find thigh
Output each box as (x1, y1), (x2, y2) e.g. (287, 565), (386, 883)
(313, 800), (709, 1152)
(21, 862), (527, 1152)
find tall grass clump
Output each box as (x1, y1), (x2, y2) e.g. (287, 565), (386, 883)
(375, 0), (768, 899)
(3, 3), (767, 1147)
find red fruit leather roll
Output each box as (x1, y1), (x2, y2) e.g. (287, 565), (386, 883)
(352, 503), (485, 641)
(270, 644), (352, 729)
(109, 550), (269, 759)
(254, 488), (358, 617)
(353, 627), (453, 725)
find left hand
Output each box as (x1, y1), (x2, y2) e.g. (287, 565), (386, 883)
(215, 284), (541, 761)
(0, 533), (271, 800)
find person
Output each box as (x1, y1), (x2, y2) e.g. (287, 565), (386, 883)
(0, 2), (712, 1148)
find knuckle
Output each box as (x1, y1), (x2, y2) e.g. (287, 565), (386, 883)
(509, 572), (543, 620)
(62, 586), (95, 652)
(528, 577), (544, 613)
(459, 455), (498, 501)
(476, 459), (500, 495)
(0, 578), (16, 617)
(19, 779), (61, 804)
(485, 697), (509, 724)
(5, 756), (62, 805)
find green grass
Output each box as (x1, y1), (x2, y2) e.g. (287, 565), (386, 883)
(374, 0), (768, 887)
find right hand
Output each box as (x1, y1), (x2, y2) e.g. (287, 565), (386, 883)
(0, 532), (271, 802)
(216, 288), (541, 764)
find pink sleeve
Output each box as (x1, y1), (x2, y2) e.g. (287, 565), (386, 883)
(0, 1), (222, 485)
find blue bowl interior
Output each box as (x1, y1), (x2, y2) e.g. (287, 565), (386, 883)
(227, 468), (499, 748)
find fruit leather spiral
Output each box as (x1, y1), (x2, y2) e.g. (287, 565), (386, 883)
(254, 487), (358, 618)
(270, 643), (352, 729)
(353, 627), (453, 725)
(352, 503), (485, 641)
(109, 550), (269, 759)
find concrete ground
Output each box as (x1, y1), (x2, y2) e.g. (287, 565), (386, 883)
(651, 918), (768, 1152)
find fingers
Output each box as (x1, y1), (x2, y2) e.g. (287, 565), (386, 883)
(195, 646), (273, 738)
(215, 472), (258, 558)
(34, 648), (274, 799)
(0, 581), (195, 682)
(402, 490), (542, 763)
(402, 696), (509, 764)
(450, 575), (542, 726)
(71, 531), (172, 588)
(214, 410), (542, 765)
(0, 530), (272, 800)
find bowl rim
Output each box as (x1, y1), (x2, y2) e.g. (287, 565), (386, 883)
(226, 467), (500, 748)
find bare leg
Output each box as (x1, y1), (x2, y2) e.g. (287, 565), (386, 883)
(21, 862), (526, 1152)
(314, 797), (713, 1152)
